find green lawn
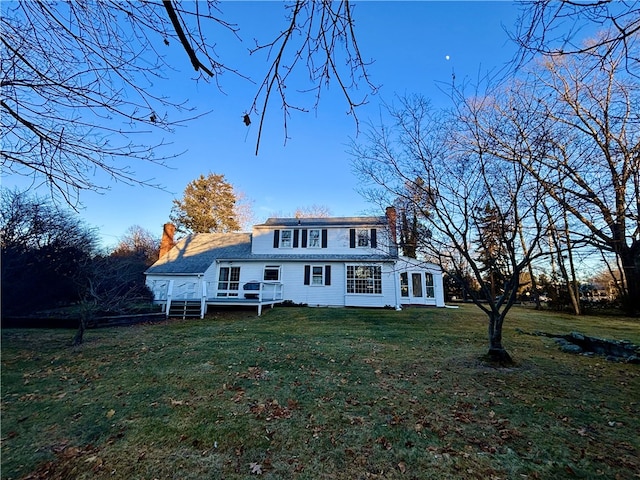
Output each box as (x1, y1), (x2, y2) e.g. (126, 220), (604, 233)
(2, 305), (639, 479)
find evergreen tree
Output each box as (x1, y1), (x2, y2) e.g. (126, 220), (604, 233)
(170, 173), (243, 234)
(473, 203), (510, 300)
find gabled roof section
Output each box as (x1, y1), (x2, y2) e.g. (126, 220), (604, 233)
(145, 233), (252, 275)
(257, 216), (387, 228)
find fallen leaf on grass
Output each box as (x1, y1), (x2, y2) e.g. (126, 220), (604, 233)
(375, 436), (392, 450)
(249, 462), (262, 475)
(170, 398), (185, 406)
(105, 409), (115, 419)
(84, 455), (103, 467)
(397, 461), (407, 474)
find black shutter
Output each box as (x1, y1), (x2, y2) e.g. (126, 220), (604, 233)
(349, 229), (356, 248)
(325, 265), (331, 285)
(370, 228), (377, 248)
(302, 229), (308, 248)
(273, 230), (280, 248)
(321, 229), (328, 248)
(304, 265), (311, 285)
(293, 229), (299, 248)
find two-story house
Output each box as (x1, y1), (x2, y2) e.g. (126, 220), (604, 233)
(144, 209), (445, 318)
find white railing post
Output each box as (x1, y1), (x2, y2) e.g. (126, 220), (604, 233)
(200, 281), (207, 319)
(166, 280), (174, 318)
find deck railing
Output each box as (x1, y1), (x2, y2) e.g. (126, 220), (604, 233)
(158, 280), (284, 318)
(257, 282), (284, 302)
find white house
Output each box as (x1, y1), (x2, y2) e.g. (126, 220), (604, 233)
(145, 209), (445, 317)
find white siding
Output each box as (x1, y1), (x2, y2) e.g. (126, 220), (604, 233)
(280, 262), (342, 307)
(147, 259), (443, 309)
(182, 260), (399, 308)
(278, 261), (397, 308)
(251, 225), (394, 256)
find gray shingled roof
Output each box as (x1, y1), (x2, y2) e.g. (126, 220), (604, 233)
(145, 233), (252, 275)
(257, 216), (387, 228)
(145, 230), (399, 276)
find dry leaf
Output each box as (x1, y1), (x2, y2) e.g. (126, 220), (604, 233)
(106, 409), (115, 418)
(398, 461), (407, 474)
(249, 462), (262, 475)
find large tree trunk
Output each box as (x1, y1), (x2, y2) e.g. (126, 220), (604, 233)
(620, 248), (640, 316)
(486, 311), (514, 365)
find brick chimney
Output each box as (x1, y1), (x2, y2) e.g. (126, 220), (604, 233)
(385, 206), (398, 247)
(159, 223), (176, 258)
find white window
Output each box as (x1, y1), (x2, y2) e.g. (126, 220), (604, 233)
(308, 229), (321, 248)
(304, 265), (331, 286)
(312, 266), (324, 285)
(425, 273), (435, 298)
(347, 265), (382, 294)
(280, 229), (293, 248)
(264, 266), (281, 281)
(400, 273), (409, 297)
(217, 266), (240, 296)
(357, 229), (369, 247)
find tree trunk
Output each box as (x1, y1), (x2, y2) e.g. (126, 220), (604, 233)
(562, 206), (581, 315)
(73, 310), (92, 346)
(485, 311), (514, 365)
(620, 248), (640, 316)
(72, 317), (86, 346)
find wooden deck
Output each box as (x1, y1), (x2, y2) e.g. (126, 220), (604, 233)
(157, 297), (283, 318)
(205, 297), (283, 316)
(156, 281), (285, 318)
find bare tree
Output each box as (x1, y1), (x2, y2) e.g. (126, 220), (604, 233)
(516, 43), (639, 315)
(111, 225), (160, 265)
(293, 205), (333, 218)
(514, 1), (640, 73)
(540, 196), (582, 315)
(247, 1), (376, 154)
(1, 1), (375, 206)
(73, 253), (155, 346)
(351, 95), (550, 363)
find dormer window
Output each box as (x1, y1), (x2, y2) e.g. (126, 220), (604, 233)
(350, 228), (378, 249)
(308, 229), (321, 248)
(280, 229), (293, 248)
(357, 229), (369, 247)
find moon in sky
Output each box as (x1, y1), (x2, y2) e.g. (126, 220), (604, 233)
(445, 55), (450, 60)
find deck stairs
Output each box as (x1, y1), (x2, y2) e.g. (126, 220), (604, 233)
(168, 300), (202, 319)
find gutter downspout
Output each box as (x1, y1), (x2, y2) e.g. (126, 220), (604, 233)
(393, 261), (402, 311)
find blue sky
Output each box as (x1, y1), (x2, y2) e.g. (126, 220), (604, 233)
(4, 1), (524, 248)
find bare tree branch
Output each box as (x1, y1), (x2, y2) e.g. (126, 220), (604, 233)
(514, 1), (640, 74)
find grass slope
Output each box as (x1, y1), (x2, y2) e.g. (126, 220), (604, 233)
(1, 305), (639, 479)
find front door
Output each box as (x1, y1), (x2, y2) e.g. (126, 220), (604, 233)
(400, 271), (426, 304)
